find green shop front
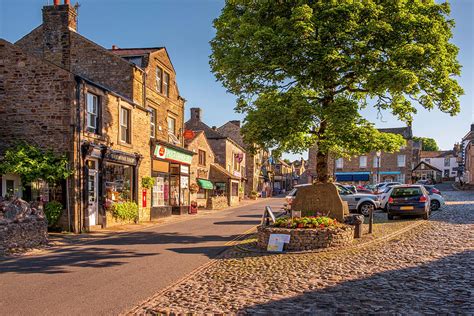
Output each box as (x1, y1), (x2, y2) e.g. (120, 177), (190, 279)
(151, 141), (195, 218)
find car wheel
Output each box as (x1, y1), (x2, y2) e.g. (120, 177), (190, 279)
(422, 212), (429, 220)
(430, 200), (440, 211)
(387, 214), (394, 220)
(359, 202), (374, 216)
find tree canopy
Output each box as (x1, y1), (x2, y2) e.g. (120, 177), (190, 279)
(210, 0), (463, 181)
(413, 137), (440, 151)
(0, 142), (73, 186)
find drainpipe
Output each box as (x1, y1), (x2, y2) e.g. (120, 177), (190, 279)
(75, 77), (84, 233)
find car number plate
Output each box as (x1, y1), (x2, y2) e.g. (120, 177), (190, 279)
(400, 206), (414, 210)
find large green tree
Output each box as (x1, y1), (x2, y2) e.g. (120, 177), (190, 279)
(210, 0), (463, 182)
(413, 137), (440, 151)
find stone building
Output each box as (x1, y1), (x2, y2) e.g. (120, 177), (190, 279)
(307, 127), (417, 184)
(216, 120), (269, 196)
(419, 150), (458, 181)
(0, 2), (190, 232)
(273, 159), (293, 193)
(460, 124), (474, 185)
(185, 108), (246, 205)
(184, 131), (215, 209)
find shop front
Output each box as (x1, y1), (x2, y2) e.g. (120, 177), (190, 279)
(151, 141), (194, 218)
(82, 143), (141, 229)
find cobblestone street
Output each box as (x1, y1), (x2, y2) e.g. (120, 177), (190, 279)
(132, 190), (474, 314)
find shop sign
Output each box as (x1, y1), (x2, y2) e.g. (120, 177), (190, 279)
(154, 145), (193, 164)
(104, 151), (137, 165)
(180, 165), (189, 174)
(90, 148), (102, 159)
(183, 130), (195, 140)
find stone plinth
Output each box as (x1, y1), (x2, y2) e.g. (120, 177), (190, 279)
(207, 196), (228, 210)
(257, 225), (354, 252)
(291, 183), (349, 221)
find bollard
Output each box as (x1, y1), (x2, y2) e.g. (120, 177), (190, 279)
(354, 221), (363, 238)
(344, 214), (364, 239)
(368, 208), (374, 234)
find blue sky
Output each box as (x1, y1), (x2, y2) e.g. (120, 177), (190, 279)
(1, 0), (473, 160)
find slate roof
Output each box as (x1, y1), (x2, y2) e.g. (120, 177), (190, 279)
(185, 119), (225, 139)
(217, 121), (245, 148)
(109, 47), (164, 56)
(378, 126), (413, 139)
(420, 151), (454, 159)
(210, 163), (240, 180)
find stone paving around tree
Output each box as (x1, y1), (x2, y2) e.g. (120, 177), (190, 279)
(129, 190), (474, 315)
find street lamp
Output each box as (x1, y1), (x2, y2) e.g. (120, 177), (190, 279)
(376, 151), (381, 184)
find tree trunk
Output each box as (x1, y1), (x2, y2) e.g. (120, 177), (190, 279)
(316, 150), (331, 183)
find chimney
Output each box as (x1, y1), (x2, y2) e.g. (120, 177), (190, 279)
(190, 108), (202, 121)
(112, 45), (119, 50)
(230, 120), (241, 128)
(471, 123), (474, 132)
(212, 126), (217, 131)
(42, 2), (77, 69)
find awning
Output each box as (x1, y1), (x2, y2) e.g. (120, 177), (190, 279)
(379, 171), (401, 175)
(197, 178), (214, 190)
(335, 172), (371, 182)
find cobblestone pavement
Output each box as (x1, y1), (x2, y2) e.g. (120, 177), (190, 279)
(131, 191), (474, 315)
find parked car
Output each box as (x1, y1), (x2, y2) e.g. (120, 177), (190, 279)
(417, 179), (433, 185)
(343, 185), (357, 193)
(356, 185), (374, 194)
(375, 182), (401, 194)
(284, 183), (380, 216)
(380, 185), (444, 211)
(423, 185), (441, 196)
(387, 185), (431, 220)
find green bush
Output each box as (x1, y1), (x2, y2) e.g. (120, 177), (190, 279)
(141, 176), (155, 190)
(44, 201), (63, 227)
(111, 201), (139, 222)
(273, 215), (340, 229)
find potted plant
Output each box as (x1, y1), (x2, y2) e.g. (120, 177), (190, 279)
(249, 190), (258, 200)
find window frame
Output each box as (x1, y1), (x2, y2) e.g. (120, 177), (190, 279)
(149, 107), (156, 139)
(335, 158), (343, 169)
(86, 92), (100, 134)
(198, 149), (206, 166)
(120, 107), (131, 144)
(156, 67), (163, 93)
(167, 116), (176, 136)
(397, 155), (406, 167)
(163, 72), (170, 97)
(373, 156), (381, 168)
(359, 156), (367, 168)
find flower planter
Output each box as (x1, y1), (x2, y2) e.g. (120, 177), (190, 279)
(257, 225), (354, 251)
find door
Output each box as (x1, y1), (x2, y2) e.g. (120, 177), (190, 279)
(87, 169), (99, 226)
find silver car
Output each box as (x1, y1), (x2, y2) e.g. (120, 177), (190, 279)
(285, 183), (380, 216)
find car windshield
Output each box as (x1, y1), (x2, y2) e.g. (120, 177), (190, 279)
(336, 185), (352, 195)
(383, 187), (392, 193)
(391, 187), (422, 197)
(287, 188), (297, 197)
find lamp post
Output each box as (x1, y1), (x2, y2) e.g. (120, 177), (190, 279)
(376, 151), (381, 184)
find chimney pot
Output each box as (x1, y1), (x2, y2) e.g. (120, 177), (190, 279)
(112, 45), (118, 50)
(64, 0), (70, 4)
(54, 0), (60, 5)
(212, 126), (217, 131)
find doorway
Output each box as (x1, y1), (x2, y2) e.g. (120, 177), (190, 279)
(87, 161), (99, 226)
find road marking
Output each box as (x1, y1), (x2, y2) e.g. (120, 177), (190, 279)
(224, 225), (259, 246)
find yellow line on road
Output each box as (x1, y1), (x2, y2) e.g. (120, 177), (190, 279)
(224, 225), (259, 246)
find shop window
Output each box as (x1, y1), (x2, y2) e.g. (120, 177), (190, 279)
(231, 182), (239, 196)
(163, 72), (170, 97)
(214, 182), (226, 196)
(198, 150), (206, 166)
(180, 175), (189, 206)
(169, 176), (180, 206)
(120, 107), (131, 144)
(149, 107), (156, 139)
(152, 176), (169, 207)
(104, 163), (133, 202)
(156, 67), (163, 93)
(197, 187), (206, 199)
(170, 163), (180, 175)
(86, 93), (100, 134)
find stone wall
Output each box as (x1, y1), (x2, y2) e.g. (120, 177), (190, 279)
(257, 225), (354, 252)
(0, 39), (75, 155)
(0, 217), (48, 255)
(207, 196), (228, 210)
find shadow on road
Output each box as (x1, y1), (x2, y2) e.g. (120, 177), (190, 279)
(0, 246), (156, 274)
(240, 250), (473, 314)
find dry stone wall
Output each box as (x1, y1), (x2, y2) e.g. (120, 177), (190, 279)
(257, 225), (354, 251)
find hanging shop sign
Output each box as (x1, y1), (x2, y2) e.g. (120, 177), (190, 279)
(183, 130), (195, 140)
(154, 145), (193, 165)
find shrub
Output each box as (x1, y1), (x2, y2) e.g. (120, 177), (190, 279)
(44, 201), (63, 227)
(111, 201), (139, 222)
(250, 190), (258, 196)
(141, 176), (155, 190)
(273, 215), (339, 229)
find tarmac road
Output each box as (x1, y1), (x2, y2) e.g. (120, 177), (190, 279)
(0, 197), (285, 315)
